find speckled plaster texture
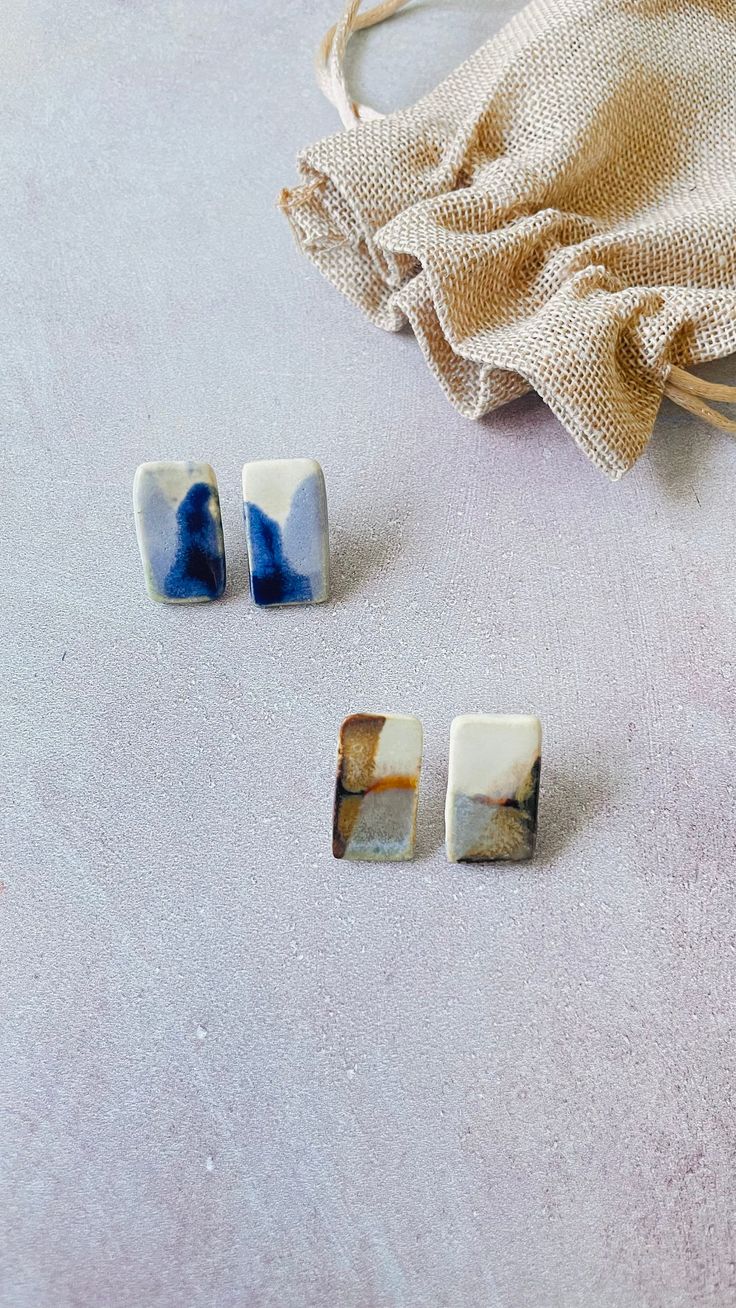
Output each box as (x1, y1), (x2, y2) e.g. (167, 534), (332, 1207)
(2, 3), (735, 1306)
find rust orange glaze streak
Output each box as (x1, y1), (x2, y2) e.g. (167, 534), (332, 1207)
(366, 774), (418, 794)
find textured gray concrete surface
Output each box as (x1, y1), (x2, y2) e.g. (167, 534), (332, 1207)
(2, 2), (736, 1305)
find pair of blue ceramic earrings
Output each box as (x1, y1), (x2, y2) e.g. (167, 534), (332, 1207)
(133, 458), (329, 606)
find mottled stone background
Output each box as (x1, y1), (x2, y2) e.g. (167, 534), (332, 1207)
(2, 2), (735, 1305)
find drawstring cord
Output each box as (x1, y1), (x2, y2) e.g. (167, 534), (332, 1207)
(316, 0), (413, 128)
(665, 366), (736, 433)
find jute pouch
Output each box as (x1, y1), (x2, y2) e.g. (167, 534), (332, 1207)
(280, 0), (736, 477)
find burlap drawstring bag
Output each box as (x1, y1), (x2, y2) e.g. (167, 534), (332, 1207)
(280, 0), (736, 478)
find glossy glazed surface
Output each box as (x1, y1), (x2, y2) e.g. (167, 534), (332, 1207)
(333, 713), (423, 860)
(133, 461), (226, 603)
(242, 458), (329, 606)
(446, 714), (542, 862)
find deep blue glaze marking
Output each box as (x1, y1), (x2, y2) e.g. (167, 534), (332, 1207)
(245, 503), (313, 606)
(163, 481), (225, 600)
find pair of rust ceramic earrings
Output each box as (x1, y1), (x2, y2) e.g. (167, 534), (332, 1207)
(133, 458), (329, 606)
(332, 713), (542, 863)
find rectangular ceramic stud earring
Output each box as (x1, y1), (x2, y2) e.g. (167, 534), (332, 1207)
(242, 458), (329, 606)
(445, 714), (542, 862)
(333, 713), (423, 861)
(133, 461), (226, 603)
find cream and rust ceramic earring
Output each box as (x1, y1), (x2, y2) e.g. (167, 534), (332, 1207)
(445, 715), (542, 862)
(332, 713), (423, 861)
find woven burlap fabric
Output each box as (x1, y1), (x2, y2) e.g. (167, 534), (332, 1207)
(281, 0), (736, 477)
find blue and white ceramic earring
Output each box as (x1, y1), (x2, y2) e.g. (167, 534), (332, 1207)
(242, 458), (329, 607)
(133, 461), (226, 603)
